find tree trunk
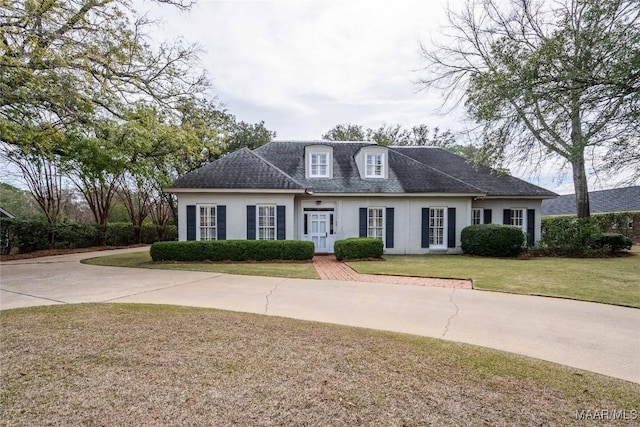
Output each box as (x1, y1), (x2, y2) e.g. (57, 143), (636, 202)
(571, 153), (591, 218)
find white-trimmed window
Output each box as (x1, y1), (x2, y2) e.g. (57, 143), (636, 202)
(310, 153), (329, 177)
(510, 208), (525, 231)
(429, 207), (445, 247)
(365, 154), (384, 177)
(368, 207), (384, 240)
(198, 205), (217, 240)
(258, 205), (276, 240)
(472, 208), (483, 225)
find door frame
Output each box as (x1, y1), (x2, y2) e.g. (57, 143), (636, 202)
(302, 207), (336, 253)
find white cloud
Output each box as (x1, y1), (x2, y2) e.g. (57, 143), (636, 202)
(139, 0), (636, 193)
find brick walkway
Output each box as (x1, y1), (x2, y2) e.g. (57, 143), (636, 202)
(312, 256), (473, 289)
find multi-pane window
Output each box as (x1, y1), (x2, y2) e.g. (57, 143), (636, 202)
(310, 153), (328, 177)
(365, 154), (383, 177)
(368, 207), (384, 240)
(510, 209), (525, 230)
(199, 205), (217, 240)
(258, 205), (276, 240)
(472, 208), (482, 225)
(429, 208), (445, 247)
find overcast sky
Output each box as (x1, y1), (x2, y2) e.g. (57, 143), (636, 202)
(139, 0), (628, 194)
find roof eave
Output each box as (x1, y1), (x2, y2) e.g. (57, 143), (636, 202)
(165, 188), (306, 194)
(481, 194), (558, 200)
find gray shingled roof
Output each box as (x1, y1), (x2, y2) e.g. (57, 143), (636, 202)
(542, 186), (640, 215)
(170, 141), (557, 197)
(172, 148), (303, 190)
(253, 142), (482, 194)
(393, 147), (557, 197)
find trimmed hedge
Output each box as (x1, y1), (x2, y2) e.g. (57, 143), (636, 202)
(0, 218), (177, 255)
(594, 233), (632, 253)
(334, 238), (384, 261)
(461, 224), (525, 257)
(539, 217), (635, 256)
(150, 240), (315, 262)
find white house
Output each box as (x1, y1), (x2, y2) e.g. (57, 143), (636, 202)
(167, 141), (557, 254)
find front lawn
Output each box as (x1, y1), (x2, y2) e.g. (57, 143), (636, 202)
(82, 251), (320, 279)
(1, 304), (638, 425)
(348, 246), (640, 307)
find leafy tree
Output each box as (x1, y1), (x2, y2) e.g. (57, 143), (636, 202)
(322, 123), (366, 141)
(0, 0), (207, 147)
(417, 0), (640, 217)
(321, 123), (487, 164)
(0, 182), (41, 219)
(366, 124), (412, 146)
(224, 120), (276, 153)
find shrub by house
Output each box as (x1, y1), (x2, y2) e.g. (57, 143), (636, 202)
(150, 240), (315, 262)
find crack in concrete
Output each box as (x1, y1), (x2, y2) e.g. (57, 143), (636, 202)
(264, 279), (286, 315)
(0, 288), (68, 305)
(101, 274), (225, 303)
(441, 288), (459, 338)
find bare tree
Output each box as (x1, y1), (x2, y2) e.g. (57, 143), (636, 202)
(0, 143), (70, 247)
(118, 175), (153, 244)
(417, 0), (640, 217)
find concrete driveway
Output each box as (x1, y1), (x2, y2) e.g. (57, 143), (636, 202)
(1, 247), (639, 384)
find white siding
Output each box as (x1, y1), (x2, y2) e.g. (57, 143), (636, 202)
(299, 196), (472, 254)
(177, 193), (295, 241)
(175, 193), (545, 253)
(471, 199), (544, 244)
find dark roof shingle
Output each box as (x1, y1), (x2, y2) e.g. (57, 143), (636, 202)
(172, 148), (303, 190)
(541, 186), (640, 215)
(171, 141), (557, 198)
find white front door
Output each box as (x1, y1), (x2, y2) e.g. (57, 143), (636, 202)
(309, 213), (330, 251)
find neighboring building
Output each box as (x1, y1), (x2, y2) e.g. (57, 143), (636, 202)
(167, 141), (557, 254)
(0, 207), (15, 219)
(541, 186), (640, 216)
(542, 186), (640, 243)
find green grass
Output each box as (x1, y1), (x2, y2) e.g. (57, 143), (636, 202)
(347, 246), (640, 307)
(82, 251), (320, 279)
(2, 304), (638, 425)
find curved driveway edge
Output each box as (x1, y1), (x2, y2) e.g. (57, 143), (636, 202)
(1, 247), (638, 384)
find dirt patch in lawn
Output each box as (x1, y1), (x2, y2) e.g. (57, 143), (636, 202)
(0, 245), (146, 262)
(2, 305), (638, 426)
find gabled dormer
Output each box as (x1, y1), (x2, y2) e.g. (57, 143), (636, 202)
(355, 145), (388, 179)
(305, 144), (334, 179)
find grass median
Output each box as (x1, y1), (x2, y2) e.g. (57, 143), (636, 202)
(347, 246), (640, 307)
(82, 251), (320, 279)
(1, 304), (638, 426)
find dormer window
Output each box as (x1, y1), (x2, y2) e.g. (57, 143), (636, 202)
(305, 145), (333, 178)
(310, 153), (328, 177)
(365, 153), (384, 178)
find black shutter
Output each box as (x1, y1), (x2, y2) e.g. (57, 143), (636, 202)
(277, 205), (286, 240)
(359, 208), (367, 237)
(186, 205), (196, 241)
(246, 205), (256, 240)
(484, 209), (492, 224)
(503, 209), (512, 225)
(421, 208), (430, 248)
(385, 207), (394, 248)
(447, 207), (456, 248)
(217, 205), (226, 240)
(527, 209), (535, 246)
